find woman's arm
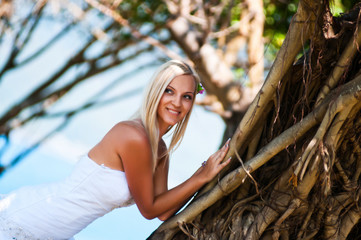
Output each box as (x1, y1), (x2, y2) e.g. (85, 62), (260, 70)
(153, 140), (195, 221)
(155, 166), (206, 221)
(154, 158), (189, 221)
(114, 124), (230, 220)
(152, 140), (174, 221)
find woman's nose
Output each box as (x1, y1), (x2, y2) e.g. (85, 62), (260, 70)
(172, 95), (181, 107)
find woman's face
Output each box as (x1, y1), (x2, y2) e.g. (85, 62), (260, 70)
(157, 74), (196, 131)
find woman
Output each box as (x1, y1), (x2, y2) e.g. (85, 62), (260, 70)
(0, 60), (231, 240)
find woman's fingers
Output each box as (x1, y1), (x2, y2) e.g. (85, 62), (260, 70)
(221, 138), (230, 150)
(200, 139), (232, 182)
(217, 138), (231, 161)
(204, 138), (231, 171)
(222, 157), (232, 166)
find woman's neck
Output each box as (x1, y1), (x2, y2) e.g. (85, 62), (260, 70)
(158, 125), (168, 141)
(133, 118), (167, 141)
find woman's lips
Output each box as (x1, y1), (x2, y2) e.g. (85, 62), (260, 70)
(167, 108), (180, 115)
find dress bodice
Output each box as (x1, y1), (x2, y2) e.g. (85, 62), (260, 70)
(0, 155), (134, 240)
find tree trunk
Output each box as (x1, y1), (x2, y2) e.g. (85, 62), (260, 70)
(149, 1), (361, 239)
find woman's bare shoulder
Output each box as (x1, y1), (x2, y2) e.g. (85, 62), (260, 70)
(112, 120), (152, 165)
(110, 120), (149, 144)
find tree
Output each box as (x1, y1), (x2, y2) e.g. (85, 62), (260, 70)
(148, 1), (361, 239)
(1, 0), (360, 239)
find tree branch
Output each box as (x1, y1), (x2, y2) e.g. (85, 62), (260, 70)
(84, 0), (183, 60)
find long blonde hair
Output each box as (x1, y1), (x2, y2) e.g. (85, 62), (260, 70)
(137, 60), (201, 170)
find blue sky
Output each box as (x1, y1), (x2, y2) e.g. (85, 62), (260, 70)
(0, 13), (226, 240)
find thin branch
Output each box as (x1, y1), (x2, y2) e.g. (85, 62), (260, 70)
(84, 0), (183, 60)
(0, 30), (153, 133)
(235, 150), (259, 194)
(0, 1), (46, 76)
(1, 48), (153, 134)
(16, 23), (74, 68)
(0, 62), (155, 175)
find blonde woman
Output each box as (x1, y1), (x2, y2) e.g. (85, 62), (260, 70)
(0, 60), (231, 240)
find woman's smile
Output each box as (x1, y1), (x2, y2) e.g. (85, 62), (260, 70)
(166, 108), (180, 115)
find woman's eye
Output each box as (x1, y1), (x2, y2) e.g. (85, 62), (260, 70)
(184, 94), (193, 100)
(165, 88), (173, 94)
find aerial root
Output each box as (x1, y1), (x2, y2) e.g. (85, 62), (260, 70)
(316, 22), (361, 106)
(294, 90), (358, 181)
(221, 194), (260, 236)
(324, 205), (343, 239)
(228, 205), (260, 240)
(246, 124), (263, 160)
(296, 202), (315, 239)
(177, 221), (197, 240)
(293, 107), (335, 180)
(334, 160), (352, 190)
(352, 144), (361, 182)
(235, 150), (259, 193)
(339, 207), (361, 239)
(272, 199), (301, 240)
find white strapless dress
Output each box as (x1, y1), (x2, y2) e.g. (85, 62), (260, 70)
(0, 155), (134, 240)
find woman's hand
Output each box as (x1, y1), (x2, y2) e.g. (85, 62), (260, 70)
(198, 138), (232, 182)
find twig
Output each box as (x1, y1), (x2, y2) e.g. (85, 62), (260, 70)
(84, 0), (183, 60)
(235, 150), (259, 194)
